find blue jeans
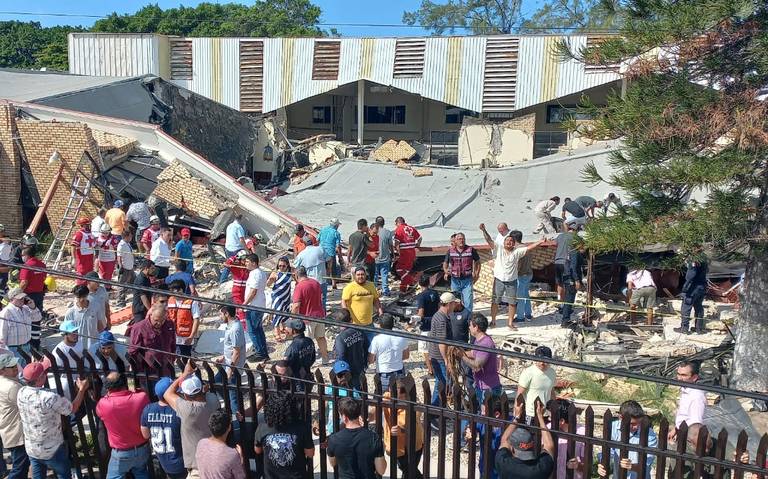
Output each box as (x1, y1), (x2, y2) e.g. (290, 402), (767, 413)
(106, 443), (150, 479)
(475, 385), (503, 407)
(430, 359), (450, 406)
(451, 277), (474, 312)
(515, 274), (533, 321)
(213, 370), (242, 441)
(321, 281), (328, 310)
(246, 310), (268, 357)
(374, 262), (391, 295)
(30, 443), (71, 479)
(218, 249), (239, 283)
(4, 445), (29, 479)
(7, 343), (30, 368)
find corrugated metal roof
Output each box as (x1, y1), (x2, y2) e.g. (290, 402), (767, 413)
(69, 33), (622, 114)
(0, 69), (133, 103)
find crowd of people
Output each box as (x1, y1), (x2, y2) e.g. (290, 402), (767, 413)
(0, 194), (745, 479)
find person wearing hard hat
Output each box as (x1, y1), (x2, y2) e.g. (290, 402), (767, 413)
(95, 224), (120, 288)
(71, 217), (97, 285)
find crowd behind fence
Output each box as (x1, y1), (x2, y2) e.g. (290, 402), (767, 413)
(5, 346), (768, 479)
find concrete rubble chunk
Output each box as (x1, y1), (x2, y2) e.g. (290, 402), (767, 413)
(412, 167), (433, 177)
(370, 139), (417, 162)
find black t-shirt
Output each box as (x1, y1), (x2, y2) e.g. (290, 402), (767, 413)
(562, 200), (586, 218)
(450, 307), (470, 344)
(132, 272), (152, 316)
(334, 328), (369, 378)
(254, 421), (314, 479)
(284, 334), (316, 379)
(415, 288), (440, 331)
(348, 231), (371, 266)
(327, 426), (384, 479)
(495, 449), (555, 479)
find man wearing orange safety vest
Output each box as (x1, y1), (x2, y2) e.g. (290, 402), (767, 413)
(393, 216), (422, 294)
(72, 216), (97, 285)
(166, 280), (200, 357)
(225, 250), (250, 324)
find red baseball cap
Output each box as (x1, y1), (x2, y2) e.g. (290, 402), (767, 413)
(180, 228), (191, 237)
(22, 358), (51, 382)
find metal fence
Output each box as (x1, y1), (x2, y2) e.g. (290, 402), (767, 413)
(7, 347), (768, 479)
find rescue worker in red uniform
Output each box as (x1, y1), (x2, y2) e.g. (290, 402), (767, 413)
(166, 280), (200, 357)
(95, 223), (120, 289)
(71, 216), (97, 285)
(225, 250), (250, 324)
(393, 216), (422, 293)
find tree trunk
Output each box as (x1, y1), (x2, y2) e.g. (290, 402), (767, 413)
(730, 244), (768, 392)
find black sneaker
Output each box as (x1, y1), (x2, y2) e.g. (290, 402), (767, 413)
(673, 327), (691, 335)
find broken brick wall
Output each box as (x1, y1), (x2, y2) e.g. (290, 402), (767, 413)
(151, 160), (228, 220)
(0, 103), (23, 237)
(15, 118), (104, 236)
(474, 244), (556, 299)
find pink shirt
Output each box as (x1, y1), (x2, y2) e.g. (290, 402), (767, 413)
(627, 269), (656, 289)
(557, 426), (586, 479)
(196, 438), (245, 479)
(96, 390), (150, 449)
(675, 386), (706, 428)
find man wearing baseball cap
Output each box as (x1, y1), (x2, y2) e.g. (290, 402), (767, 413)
(318, 218), (343, 290)
(140, 377), (185, 479)
(427, 291), (460, 407)
(283, 318), (316, 391)
(71, 216), (96, 285)
(0, 354), (28, 479)
(496, 399), (555, 478)
(17, 360), (88, 478)
(174, 228), (194, 273)
(163, 362), (219, 477)
(516, 346), (557, 424)
(0, 287), (40, 366)
(105, 199), (127, 239)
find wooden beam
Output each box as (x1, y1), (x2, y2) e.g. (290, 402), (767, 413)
(26, 162), (65, 236)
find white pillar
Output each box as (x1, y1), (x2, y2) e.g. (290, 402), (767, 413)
(357, 79), (365, 145)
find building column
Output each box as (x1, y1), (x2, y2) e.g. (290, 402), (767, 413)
(357, 79), (365, 145)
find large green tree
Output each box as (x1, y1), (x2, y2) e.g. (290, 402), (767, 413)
(0, 21), (83, 71)
(567, 1), (768, 390)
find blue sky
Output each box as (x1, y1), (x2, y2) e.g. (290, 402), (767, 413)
(0, 0), (542, 36)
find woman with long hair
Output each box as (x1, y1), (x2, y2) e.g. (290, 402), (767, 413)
(267, 256), (292, 341)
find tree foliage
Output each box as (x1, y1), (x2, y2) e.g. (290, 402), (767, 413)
(520, 0), (621, 32)
(0, 21), (84, 71)
(564, 0), (768, 389)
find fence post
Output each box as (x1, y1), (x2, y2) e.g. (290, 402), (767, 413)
(565, 402), (578, 479)
(618, 414), (631, 479)
(406, 383), (419, 479)
(314, 369), (329, 479)
(451, 385), (462, 479)
(600, 409), (612, 478)
(656, 418), (670, 479)
(712, 428), (729, 479)
(73, 350), (101, 479)
(637, 416), (650, 479)
(756, 434), (768, 479)
(421, 379), (432, 479)
(734, 430), (749, 479)
(583, 406), (595, 479)
(674, 422), (689, 479)
(692, 425), (709, 479)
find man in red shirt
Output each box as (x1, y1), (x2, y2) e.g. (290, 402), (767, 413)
(365, 221), (380, 285)
(393, 217), (422, 293)
(18, 246), (46, 349)
(128, 304), (176, 375)
(291, 266), (328, 364)
(71, 216), (96, 285)
(95, 372), (151, 478)
(140, 216), (161, 253)
(225, 251), (249, 323)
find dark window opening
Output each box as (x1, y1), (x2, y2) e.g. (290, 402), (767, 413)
(312, 106), (332, 124)
(445, 106), (477, 124)
(354, 105), (406, 124)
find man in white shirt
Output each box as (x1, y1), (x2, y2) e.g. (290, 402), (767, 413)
(368, 313), (410, 392)
(64, 285), (105, 351)
(243, 253), (269, 360)
(91, 208), (106, 237)
(51, 320), (85, 399)
(626, 267), (657, 310)
(669, 360), (707, 440)
(116, 229), (135, 307)
(533, 196), (560, 234)
(480, 224), (545, 328)
(0, 288), (40, 366)
(516, 346), (557, 423)
(150, 227), (173, 279)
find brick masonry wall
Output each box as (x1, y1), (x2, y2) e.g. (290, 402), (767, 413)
(474, 243), (557, 299)
(16, 118), (104, 237)
(152, 160), (227, 220)
(0, 103), (23, 236)
(501, 112), (536, 134)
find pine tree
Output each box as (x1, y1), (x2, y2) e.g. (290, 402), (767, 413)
(562, 1), (768, 390)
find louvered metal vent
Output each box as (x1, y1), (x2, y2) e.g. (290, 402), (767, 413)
(239, 40), (264, 113)
(312, 41), (341, 80)
(170, 39), (192, 80)
(482, 37), (519, 112)
(393, 39), (426, 78)
(585, 35), (620, 73)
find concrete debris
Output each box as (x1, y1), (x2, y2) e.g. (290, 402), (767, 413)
(412, 167), (433, 177)
(307, 140), (346, 168)
(636, 341), (698, 358)
(370, 139), (417, 163)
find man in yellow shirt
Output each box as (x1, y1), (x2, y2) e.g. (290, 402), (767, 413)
(104, 200), (127, 239)
(341, 267), (383, 331)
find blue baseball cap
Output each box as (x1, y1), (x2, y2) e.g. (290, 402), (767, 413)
(154, 377), (173, 398)
(332, 360), (351, 375)
(59, 320), (80, 334)
(98, 331), (115, 348)
(113, 199), (124, 208)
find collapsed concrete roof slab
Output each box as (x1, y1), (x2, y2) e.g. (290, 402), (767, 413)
(273, 143), (622, 248)
(0, 68), (132, 103)
(13, 101), (303, 246)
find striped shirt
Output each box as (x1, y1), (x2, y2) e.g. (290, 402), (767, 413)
(0, 303), (40, 347)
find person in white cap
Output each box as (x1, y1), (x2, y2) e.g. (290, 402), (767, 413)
(91, 208), (107, 239)
(318, 218), (343, 290)
(95, 223), (120, 287)
(0, 287), (40, 365)
(428, 291), (460, 407)
(164, 361), (220, 478)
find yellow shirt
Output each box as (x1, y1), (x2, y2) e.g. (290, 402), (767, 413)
(341, 281), (378, 325)
(104, 208), (127, 235)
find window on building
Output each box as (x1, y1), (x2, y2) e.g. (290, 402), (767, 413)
(312, 106), (332, 124)
(445, 107), (477, 124)
(546, 105), (594, 124)
(357, 106), (406, 124)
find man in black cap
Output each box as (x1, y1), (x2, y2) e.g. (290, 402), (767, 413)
(495, 399), (555, 479)
(282, 318), (316, 391)
(516, 346), (556, 424)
